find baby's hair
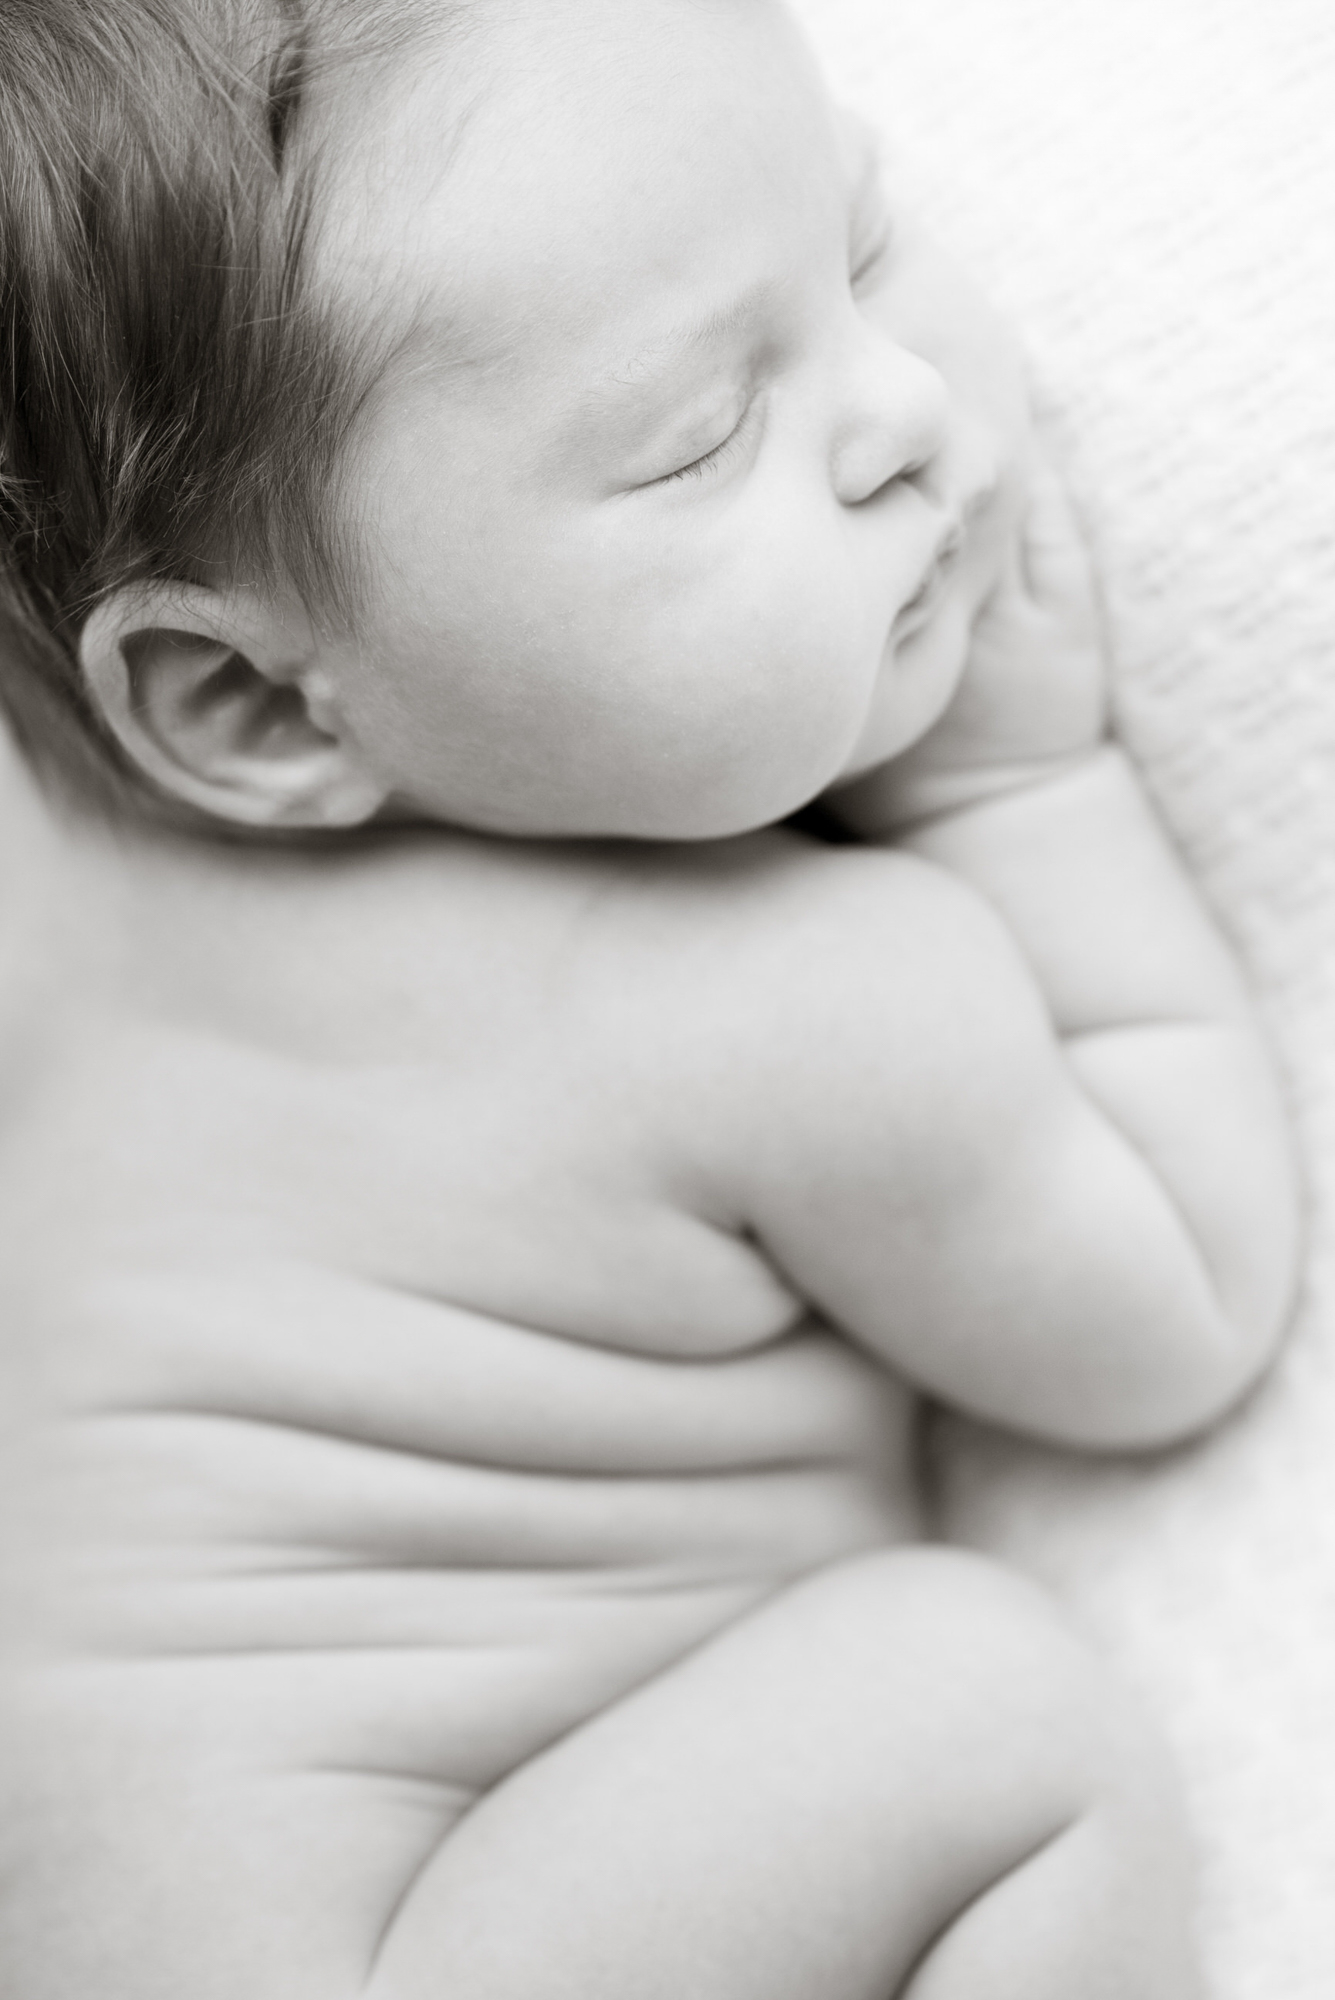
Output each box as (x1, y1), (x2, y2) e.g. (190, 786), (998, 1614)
(0, 0), (447, 815)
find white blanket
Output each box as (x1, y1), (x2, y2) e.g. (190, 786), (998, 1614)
(787, 0), (1335, 1989)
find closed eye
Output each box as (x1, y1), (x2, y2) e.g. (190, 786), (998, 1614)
(654, 399), (757, 486)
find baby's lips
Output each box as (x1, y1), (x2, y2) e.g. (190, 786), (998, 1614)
(936, 522), (965, 568)
(890, 519), (966, 641)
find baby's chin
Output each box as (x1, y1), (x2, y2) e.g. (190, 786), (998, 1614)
(834, 602), (973, 784)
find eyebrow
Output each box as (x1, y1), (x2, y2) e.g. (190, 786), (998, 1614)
(605, 279), (778, 396)
(579, 142), (880, 418)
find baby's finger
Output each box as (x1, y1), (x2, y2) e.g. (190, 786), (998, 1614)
(1018, 453), (1098, 614)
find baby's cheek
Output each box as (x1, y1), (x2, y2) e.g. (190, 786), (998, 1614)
(743, 603), (881, 796)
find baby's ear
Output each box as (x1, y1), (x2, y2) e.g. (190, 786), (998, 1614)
(78, 584), (388, 830)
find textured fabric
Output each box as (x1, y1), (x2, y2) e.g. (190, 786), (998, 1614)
(787, 1), (1335, 1990)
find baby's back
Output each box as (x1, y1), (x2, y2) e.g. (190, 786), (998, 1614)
(0, 824), (916, 1988)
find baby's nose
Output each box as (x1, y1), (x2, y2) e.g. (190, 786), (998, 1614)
(830, 338), (950, 508)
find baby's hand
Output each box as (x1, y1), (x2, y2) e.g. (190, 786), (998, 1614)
(844, 451), (1111, 831)
(930, 450), (1109, 769)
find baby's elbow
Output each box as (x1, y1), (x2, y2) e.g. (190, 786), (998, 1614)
(1167, 1177), (1302, 1441)
(1082, 1270), (1298, 1456)
(1068, 1023), (1304, 1447)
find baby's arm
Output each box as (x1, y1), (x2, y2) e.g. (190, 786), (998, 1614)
(713, 468), (1297, 1446)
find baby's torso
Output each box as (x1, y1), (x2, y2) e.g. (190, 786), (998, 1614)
(0, 827), (918, 1796)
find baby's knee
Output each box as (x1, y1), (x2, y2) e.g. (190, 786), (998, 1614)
(736, 1546), (1197, 1988)
(788, 1545), (1184, 1834)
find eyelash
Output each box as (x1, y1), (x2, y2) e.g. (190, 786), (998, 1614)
(651, 214), (888, 490)
(657, 401), (756, 485)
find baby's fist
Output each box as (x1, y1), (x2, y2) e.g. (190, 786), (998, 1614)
(844, 453), (1111, 832)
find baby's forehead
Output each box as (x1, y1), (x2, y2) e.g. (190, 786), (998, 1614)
(316, 14), (876, 379)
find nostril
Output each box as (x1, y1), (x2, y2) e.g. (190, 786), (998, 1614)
(835, 445), (918, 510)
(837, 429), (946, 510)
(833, 341), (952, 506)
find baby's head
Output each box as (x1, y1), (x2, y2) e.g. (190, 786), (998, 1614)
(1, 0), (1029, 841)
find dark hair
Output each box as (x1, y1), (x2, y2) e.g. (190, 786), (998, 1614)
(0, 0), (428, 815)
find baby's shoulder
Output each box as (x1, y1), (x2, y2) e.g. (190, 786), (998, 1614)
(275, 822), (973, 1039)
(537, 826), (1021, 1151)
(572, 825), (1003, 1031)
(272, 822), (1003, 1178)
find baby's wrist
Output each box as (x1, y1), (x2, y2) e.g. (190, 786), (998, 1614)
(826, 744), (1110, 841)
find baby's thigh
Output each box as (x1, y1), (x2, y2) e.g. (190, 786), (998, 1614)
(7, 1550), (1192, 2000)
(370, 1547), (1197, 1999)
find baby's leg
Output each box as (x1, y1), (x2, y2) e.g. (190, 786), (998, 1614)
(369, 1547), (1199, 1999)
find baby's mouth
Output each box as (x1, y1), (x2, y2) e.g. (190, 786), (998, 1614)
(893, 528), (963, 641)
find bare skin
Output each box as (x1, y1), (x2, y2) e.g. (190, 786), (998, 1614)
(0, 688), (1290, 1997)
(0, 0), (1299, 1993)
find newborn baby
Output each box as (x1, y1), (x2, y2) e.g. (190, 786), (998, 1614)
(0, 0), (1299, 1994)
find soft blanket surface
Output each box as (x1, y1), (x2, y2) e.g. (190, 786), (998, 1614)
(788, 1), (1335, 1990)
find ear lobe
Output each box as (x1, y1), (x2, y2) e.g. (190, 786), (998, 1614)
(78, 584), (389, 830)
